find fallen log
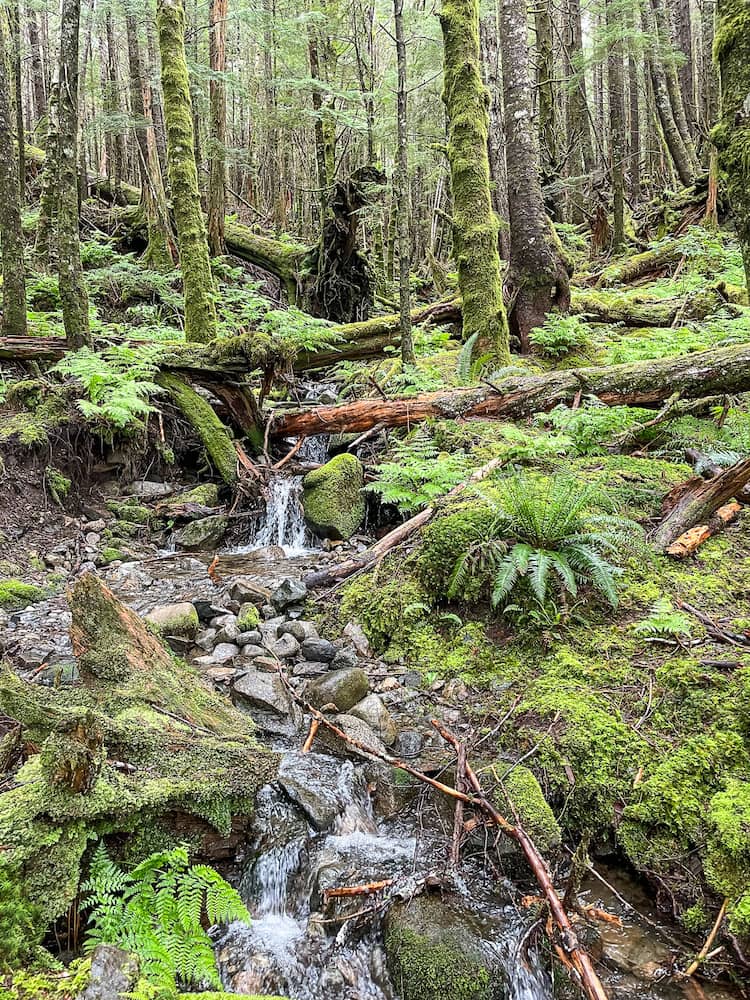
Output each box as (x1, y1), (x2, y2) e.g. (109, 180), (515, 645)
(272, 343), (750, 438)
(595, 239), (686, 287)
(652, 456), (750, 551)
(664, 503), (743, 557)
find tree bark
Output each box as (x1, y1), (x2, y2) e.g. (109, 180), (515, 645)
(440, 0), (510, 362)
(499, 0), (571, 352)
(57, 0), (91, 348)
(713, 0), (750, 289)
(207, 0), (228, 255)
(479, 12), (510, 258)
(534, 0), (556, 190)
(393, 0), (414, 364)
(26, 6), (47, 126)
(673, 0), (696, 128)
(35, 80), (59, 266)
(652, 0), (698, 160)
(271, 342), (750, 438)
(607, 0), (626, 251)
(653, 457), (750, 550)
(0, 14), (27, 336)
(156, 0), (218, 343)
(627, 3), (641, 198)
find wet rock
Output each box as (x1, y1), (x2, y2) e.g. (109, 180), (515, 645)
(239, 643), (266, 660)
(144, 601), (199, 639)
(174, 514), (229, 550)
(78, 944), (139, 1000)
(270, 633), (300, 659)
(194, 642), (239, 666)
(194, 627), (218, 651)
(292, 660), (329, 677)
(277, 752), (370, 830)
(343, 621), (371, 657)
(384, 895), (502, 1000)
(37, 660), (80, 686)
(300, 637), (336, 662)
(17, 644), (56, 671)
(231, 670), (301, 736)
(260, 604), (277, 620)
(229, 578), (272, 605)
(271, 578), (308, 610)
(237, 629), (262, 645)
(396, 730), (422, 758)
(279, 620), (318, 642)
(215, 621), (242, 644)
(302, 453), (365, 541)
(306, 667), (369, 712)
(189, 598), (229, 622)
(331, 647), (359, 670)
(317, 713), (387, 759)
(237, 602), (261, 631)
(211, 612), (238, 629)
(349, 694), (398, 747)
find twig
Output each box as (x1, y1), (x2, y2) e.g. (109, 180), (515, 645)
(449, 743), (466, 868)
(684, 899), (728, 977)
(273, 436), (305, 470)
(323, 878), (394, 901)
(301, 717), (319, 753)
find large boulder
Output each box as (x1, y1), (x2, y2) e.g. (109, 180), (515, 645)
(384, 895), (505, 1000)
(231, 670), (301, 737)
(144, 602), (199, 639)
(173, 514), (228, 550)
(302, 453), (365, 540)
(306, 667), (369, 713)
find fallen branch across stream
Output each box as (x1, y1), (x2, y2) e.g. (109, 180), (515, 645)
(275, 664), (610, 1000)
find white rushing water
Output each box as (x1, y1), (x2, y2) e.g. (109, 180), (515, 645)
(215, 750), (551, 1000)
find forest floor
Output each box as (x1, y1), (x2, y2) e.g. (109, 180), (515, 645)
(2, 219), (750, 998)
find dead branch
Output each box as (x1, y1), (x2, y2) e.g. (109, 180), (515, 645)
(653, 457), (750, 551)
(323, 879), (394, 901)
(684, 899), (728, 977)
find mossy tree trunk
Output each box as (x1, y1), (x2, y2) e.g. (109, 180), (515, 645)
(125, 13), (174, 272)
(606, 0), (626, 252)
(439, 0), (510, 363)
(478, 12), (510, 258)
(57, 0), (91, 349)
(394, 0), (414, 364)
(499, 0), (570, 352)
(713, 0), (750, 289)
(207, 0), (227, 255)
(157, 0), (218, 343)
(158, 373), (238, 485)
(0, 15), (27, 337)
(35, 81), (59, 266)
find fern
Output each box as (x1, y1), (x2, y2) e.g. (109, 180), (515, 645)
(633, 598), (692, 641)
(529, 314), (593, 360)
(448, 475), (642, 612)
(365, 429), (471, 513)
(53, 345), (163, 433)
(81, 844), (249, 991)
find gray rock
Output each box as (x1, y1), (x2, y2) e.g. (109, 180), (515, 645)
(215, 621), (242, 644)
(261, 604), (277, 619)
(270, 633), (300, 659)
(194, 627), (218, 651)
(229, 578), (272, 605)
(240, 643), (266, 659)
(196, 642), (239, 666)
(300, 637), (336, 662)
(396, 730), (422, 758)
(402, 670), (423, 689)
(277, 752), (368, 830)
(306, 666), (369, 713)
(279, 620), (318, 642)
(292, 660), (330, 677)
(271, 577), (308, 609)
(237, 629), (262, 645)
(145, 601), (199, 639)
(343, 621), (371, 657)
(231, 670), (301, 736)
(129, 480), (175, 499)
(331, 647), (359, 670)
(317, 713), (387, 759)
(349, 694), (398, 747)
(78, 944), (139, 1000)
(210, 612), (238, 629)
(174, 514), (229, 550)
(17, 644), (56, 670)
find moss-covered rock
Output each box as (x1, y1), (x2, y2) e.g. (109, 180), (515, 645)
(0, 580), (44, 611)
(105, 500), (151, 524)
(174, 514), (229, 550)
(237, 602), (260, 631)
(384, 894), (499, 1000)
(302, 453), (365, 540)
(166, 483), (221, 507)
(497, 765), (561, 855)
(416, 496), (497, 600)
(706, 778), (750, 934)
(144, 602), (200, 638)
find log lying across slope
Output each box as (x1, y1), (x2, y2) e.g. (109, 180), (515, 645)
(272, 343), (750, 437)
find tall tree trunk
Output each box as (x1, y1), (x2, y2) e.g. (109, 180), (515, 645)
(673, 0), (696, 127)
(157, 0), (218, 342)
(651, 0), (699, 163)
(146, 16), (169, 184)
(440, 0), (510, 362)
(499, 0), (570, 352)
(607, 0), (626, 250)
(627, 4), (641, 198)
(479, 12), (510, 258)
(27, 7), (47, 127)
(8, 0), (24, 198)
(534, 0), (556, 188)
(394, 0), (414, 364)
(126, 13), (173, 271)
(57, 0), (90, 348)
(700, 0), (719, 142)
(35, 80), (59, 266)
(713, 0), (750, 289)
(641, 0), (696, 185)
(207, 0), (227, 254)
(0, 13), (27, 336)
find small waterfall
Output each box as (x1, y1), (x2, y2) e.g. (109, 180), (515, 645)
(252, 475), (309, 554)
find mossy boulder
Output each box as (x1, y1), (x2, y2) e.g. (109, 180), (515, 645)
(237, 603), (261, 631)
(168, 483), (221, 508)
(706, 778), (750, 935)
(306, 667), (369, 713)
(384, 894), (501, 1000)
(0, 581), (44, 611)
(499, 765), (561, 855)
(302, 454), (365, 541)
(174, 514), (229, 550)
(145, 602), (200, 639)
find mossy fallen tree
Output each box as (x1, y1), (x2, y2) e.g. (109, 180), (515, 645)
(271, 342), (750, 437)
(0, 573), (277, 961)
(157, 373), (240, 484)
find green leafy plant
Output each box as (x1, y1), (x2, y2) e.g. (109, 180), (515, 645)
(541, 402), (648, 455)
(81, 844), (249, 990)
(448, 475), (642, 610)
(53, 345), (163, 433)
(365, 430), (471, 513)
(529, 314), (593, 359)
(633, 598), (692, 641)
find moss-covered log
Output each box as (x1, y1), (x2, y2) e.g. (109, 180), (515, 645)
(0, 574), (277, 958)
(439, 0), (510, 361)
(157, 373), (238, 484)
(156, 0), (218, 342)
(713, 0), (750, 289)
(271, 342), (750, 437)
(596, 238), (686, 287)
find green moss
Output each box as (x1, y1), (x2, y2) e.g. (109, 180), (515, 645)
(166, 483), (221, 507)
(237, 603), (260, 631)
(44, 467), (71, 505)
(97, 547), (126, 566)
(157, 374), (237, 485)
(105, 500), (151, 524)
(495, 765), (561, 854)
(416, 496), (497, 600)
(0, 958), (91, 999)
(340, 570), (427, 655)
(705, 778), (750, 934)
(302, 453), (365, 541)
(0, 581), (44, 611)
